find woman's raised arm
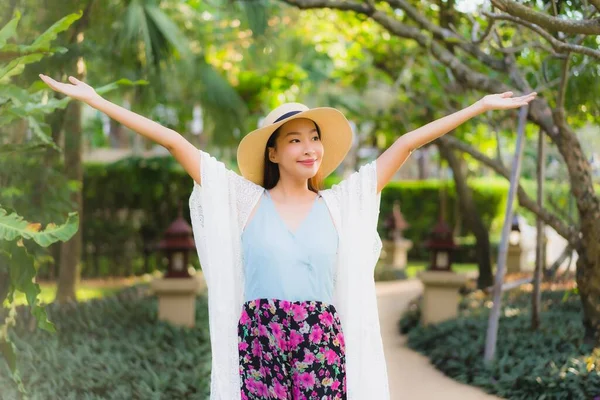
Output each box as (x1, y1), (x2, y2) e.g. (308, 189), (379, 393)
(39, 74), (201, 185)
(375, 91), (537, 193)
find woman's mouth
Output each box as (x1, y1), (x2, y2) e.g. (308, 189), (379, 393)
(298, 159), (316, 166)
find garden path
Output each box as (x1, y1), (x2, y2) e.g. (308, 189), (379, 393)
(376, 279), (503, 400)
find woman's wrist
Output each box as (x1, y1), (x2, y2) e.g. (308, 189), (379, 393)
(471, 99), (488, 115)
(85, 94), (105, 109)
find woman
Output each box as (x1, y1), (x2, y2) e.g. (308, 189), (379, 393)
(39, 74), (536, 399)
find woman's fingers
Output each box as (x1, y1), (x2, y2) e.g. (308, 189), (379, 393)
(40, 74), (59, 89)
(39, 75), (58, 91)
(39, 74), (73, 94)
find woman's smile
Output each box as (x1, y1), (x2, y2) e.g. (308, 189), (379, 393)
(298, 159), (316, 166)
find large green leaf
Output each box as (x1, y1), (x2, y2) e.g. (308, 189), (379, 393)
(0, 11), (20, 48)
(95, 79), (149, 95)
(4, 241), (55, 334)
(0, 208), (78, 247)
(240, 0), (269, 37)
(27, 118), (60, 150)
(0, 142), (51, 155)
(30, 11), (83, 50)
(145, 5), (190, 57)
(0, 338), (17, 374)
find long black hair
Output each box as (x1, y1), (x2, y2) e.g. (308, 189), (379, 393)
(262, 121), (323, 193)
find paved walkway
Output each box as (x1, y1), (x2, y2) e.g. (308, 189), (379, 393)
(376, 279), (502, 400)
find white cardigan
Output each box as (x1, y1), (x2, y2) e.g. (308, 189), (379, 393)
(189, 150), (390, 399)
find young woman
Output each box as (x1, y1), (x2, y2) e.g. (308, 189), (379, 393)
(39, 74), (536, 399)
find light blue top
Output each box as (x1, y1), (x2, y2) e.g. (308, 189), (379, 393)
(241, 189), (338, 304)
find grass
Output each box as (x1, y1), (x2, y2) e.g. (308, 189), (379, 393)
(403, 261), (478, 278)
(4, 275), (154, 307)
(5, 263), (479, 306)
(375, 260), (478, 280)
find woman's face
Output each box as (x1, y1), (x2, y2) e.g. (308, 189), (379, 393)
(268, 118), (324, 182)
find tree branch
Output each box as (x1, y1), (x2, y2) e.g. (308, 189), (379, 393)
(385, 0), (507, 71)
(590, 0), (600, 12)
(439, 135), (580, 246)
(556, 54), (571, 112)
(280, 0), (598, 224)
(491, 0), (600, 35)
(483, 11), (600, 60)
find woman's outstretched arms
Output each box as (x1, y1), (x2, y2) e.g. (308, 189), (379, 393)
(39, 74), (202, 185)
(375, 91), (537, 193)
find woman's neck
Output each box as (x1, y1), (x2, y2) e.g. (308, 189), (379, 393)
(269, 179), (315, 201)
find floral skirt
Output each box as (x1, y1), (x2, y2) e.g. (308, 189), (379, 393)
(237, 298), (347, 400)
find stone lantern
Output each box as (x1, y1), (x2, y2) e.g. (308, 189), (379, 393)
(382, 201), (413, 279)
(418, 215), (467, 325)
(424, 217), (456, 272)
(156, 210), (196, 278)
(150, 206), (203, 327)
(507, 213), (527, 273)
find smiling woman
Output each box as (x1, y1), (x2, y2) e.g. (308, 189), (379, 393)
(39, 72), (536, 399)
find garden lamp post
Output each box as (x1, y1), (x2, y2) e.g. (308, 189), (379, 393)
(382, 201), (412, 279)
(425, 217), (456, 272)
(157, 209), (196, 278)
(507, 213), (526, 273)
(418, 215), (466, 325)
(150, 205), (202, 327)
(509, 213), (521, 245)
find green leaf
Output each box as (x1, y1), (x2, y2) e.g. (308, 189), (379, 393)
(95, 79), (148, 95)
(0, 10), (21, 48)
(144, 5), (190, 57)
(0, 208), (78, 246)
(29, 212), (79, 247)
(0, 338), (17, 373)
(5, 241), (56, 334)
(30, 11), (83, 50)
(26, 118), (60, 151)
(240, 0), (269, 37)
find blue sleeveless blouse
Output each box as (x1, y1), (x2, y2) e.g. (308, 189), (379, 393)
(241, 190), (338, 303)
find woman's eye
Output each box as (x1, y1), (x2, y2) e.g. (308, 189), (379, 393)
(313, 136), (320, 141)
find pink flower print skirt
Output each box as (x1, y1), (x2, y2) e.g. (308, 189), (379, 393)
(237, 298), (347, 399)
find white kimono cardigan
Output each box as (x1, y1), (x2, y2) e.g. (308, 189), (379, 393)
(189, 150), (390, 399)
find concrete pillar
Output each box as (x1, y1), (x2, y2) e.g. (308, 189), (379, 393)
(418, 271), (468, 325)
(150, 275), (204, 327)
(507, 243), (527, 273)
(391, 238), (413, 279)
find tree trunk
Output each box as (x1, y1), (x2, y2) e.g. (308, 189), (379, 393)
(576, 220), (600, 344)
(532, 129), (545, 330)
(109, 118), (128, 148)
(437, 138), (494, 289)
(55, 49), (87, 302)
(56, 96), (83, 303)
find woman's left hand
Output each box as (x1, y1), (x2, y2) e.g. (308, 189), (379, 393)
(478, 91), (537, 111)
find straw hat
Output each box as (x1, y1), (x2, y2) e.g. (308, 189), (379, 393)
(237, 103), (353, 186)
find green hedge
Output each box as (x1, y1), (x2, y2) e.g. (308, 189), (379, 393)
(0, 285), (212, 399)
(399, 290), (600, 399)
(35, 156), (577, 279)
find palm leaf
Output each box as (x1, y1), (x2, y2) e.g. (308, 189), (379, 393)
(145, 5), (190, 57)
(195, 57), (248, 143)
(240, 0), (269, 37)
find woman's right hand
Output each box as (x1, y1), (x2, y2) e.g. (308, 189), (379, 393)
(39, 74), (100, 104)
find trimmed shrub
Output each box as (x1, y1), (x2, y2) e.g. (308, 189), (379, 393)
(0, 285), (212, 399)
(399, 290), (600, 399)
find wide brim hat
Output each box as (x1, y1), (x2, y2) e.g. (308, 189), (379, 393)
(237, 102), (353, 186)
